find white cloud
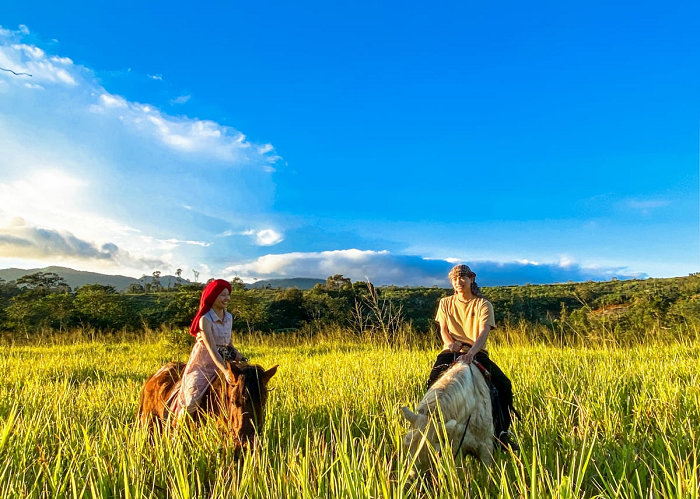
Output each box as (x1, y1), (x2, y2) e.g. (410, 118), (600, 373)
(2, 43), (76, 85)
(241, 229), (284, 246)
(162, 238), (211, 247)
(12, 43), (44, 59)
(148, 74), (163, 81)
(170, 94), (190, 105)
(0, 34), (281, 167)
(50, 55), (73, 65)
(224, 249), (646, 286)
(625, 198), (670, 213)
(99, 93), (127, 108)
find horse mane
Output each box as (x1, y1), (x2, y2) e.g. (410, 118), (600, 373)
(418, 362), (481, 422)
(231, 363), (270, 405)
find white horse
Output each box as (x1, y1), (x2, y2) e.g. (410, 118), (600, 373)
(401, 361), (494, 471)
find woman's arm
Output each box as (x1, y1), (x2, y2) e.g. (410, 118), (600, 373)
(199, 317), (235, 381)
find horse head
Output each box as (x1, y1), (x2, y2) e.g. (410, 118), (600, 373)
(224, 361), (278, 445)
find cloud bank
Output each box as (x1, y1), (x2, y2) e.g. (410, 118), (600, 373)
(225, 249), (645, 286)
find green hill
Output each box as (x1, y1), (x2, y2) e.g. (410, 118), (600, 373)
(0, 266), (188, 292)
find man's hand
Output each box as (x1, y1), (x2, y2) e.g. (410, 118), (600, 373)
(459, 351), (475, 364)
(448, 341), (462, 353)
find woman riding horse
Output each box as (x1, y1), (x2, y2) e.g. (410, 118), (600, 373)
(138, 278), (278, 444)
(173, 278), (244, 421)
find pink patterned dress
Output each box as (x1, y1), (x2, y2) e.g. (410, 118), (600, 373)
(177, 309), (233, 413)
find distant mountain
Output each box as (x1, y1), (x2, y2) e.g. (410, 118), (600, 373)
(0, 266), (189, 292)
(247, 277), (325, 290)
(0, 266), (321, 292)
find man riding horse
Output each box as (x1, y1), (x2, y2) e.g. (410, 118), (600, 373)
(428, 264), (519, 451)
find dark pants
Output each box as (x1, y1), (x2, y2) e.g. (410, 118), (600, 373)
(427, 349), (514, 431)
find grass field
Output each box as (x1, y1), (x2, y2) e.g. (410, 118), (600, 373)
(0, 330), (698, 498)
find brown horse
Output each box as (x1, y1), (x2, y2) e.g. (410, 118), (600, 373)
(137, 360), (278, 445)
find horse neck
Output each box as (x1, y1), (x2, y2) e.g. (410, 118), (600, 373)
(421, 363), (473, 420)
(229, 370), (268, 441)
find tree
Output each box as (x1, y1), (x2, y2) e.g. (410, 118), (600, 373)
(126, 283), (145, 294)
(5, 295), (33, 336)
(164, 286), (203, 327)
(16, 272), (71, 295)
(73, 284), (131, 330)
(231, 277), (246, 292)
(151, 271), (162, 292)
(325, 274), (352, 291)
(38, 293), (75, 331)
(268, 288), (307, 330)
(229, 291), (268, 334)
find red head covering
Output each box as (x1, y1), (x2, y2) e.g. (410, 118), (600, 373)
(189, 279), (232, 337)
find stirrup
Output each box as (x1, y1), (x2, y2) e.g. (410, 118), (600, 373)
(497, 431), (520, 452)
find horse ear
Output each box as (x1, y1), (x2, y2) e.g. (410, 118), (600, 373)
(261, 365), (278, 384)
(401, 406), (419, 424)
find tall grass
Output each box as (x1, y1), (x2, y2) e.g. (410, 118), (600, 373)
(0, 328), (698, 497)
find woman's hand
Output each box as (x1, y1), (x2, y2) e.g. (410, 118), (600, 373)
(224, 370), (236, 385)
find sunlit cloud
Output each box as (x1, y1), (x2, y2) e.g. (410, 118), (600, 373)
(0, 219), (164, 268)
(240, 229), (284, 246)
(0, 26), (283, 278)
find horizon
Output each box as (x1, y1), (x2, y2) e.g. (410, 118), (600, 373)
(1, 1), (698, 287)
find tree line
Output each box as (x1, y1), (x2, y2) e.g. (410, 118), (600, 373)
(1, 271), (699, 341)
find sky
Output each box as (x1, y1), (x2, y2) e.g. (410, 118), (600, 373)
(0, 0), (698, 287)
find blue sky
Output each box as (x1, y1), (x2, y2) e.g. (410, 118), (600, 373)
(0, 1), (698, 286)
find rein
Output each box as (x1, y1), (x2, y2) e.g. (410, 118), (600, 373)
(453, 414), (472, 459)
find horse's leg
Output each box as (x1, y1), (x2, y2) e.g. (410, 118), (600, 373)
(477, 443), (494, 466)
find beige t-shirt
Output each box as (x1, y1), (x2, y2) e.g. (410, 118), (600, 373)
(435, 295), (496, 352)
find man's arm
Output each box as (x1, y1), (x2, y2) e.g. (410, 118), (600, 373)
(439, 317), (462, 353)
(459, 324), (492, 364)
